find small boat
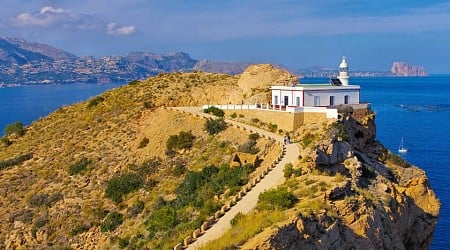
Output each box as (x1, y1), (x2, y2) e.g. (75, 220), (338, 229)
(398, 137), (408, 153)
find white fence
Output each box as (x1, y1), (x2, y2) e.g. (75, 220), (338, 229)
(202, 104), (338, 119)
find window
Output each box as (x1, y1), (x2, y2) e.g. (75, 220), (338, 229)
(274, 96), (278, 105)
(284, 96), (289, 106)
(330, 96), (335, 106)
(314, 96), (320, 106)
(344, 95), (349, 104)
(296, 97), (301, 107)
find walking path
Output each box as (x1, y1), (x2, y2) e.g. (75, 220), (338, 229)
(169, 107), (300, 250)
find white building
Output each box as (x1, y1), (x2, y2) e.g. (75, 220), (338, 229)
(270, 57), (360, 108)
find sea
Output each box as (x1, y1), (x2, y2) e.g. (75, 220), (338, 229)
(0, 77), (449, 249)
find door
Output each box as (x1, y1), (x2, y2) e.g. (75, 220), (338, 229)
(344, 95), (349, 104)
(330, 96), (335, 106)
(284, 96), (289, 106)
(296, 97), (301, 107)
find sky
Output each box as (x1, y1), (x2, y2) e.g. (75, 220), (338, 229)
(1, 0), (450, 73)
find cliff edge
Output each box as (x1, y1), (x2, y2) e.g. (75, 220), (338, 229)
(236, 113), (439, 250)
(391, 62), (428, 76)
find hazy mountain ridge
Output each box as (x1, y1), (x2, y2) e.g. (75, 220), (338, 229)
(0, 37), (429, 85)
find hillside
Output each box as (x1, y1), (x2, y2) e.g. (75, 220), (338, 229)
(0, 66), (439, 249)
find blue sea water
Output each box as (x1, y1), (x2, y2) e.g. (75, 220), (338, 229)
(0, 77), (449, 248)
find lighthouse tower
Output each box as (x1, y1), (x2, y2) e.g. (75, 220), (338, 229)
(338, 56), (349, 86)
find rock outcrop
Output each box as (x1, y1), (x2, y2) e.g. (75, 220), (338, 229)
(241, 113), (440, 250)
(391, 62), (428, 76)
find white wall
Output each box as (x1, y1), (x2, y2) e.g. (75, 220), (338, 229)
(272, 89), (303, 107)
(303, 89), (359, 106)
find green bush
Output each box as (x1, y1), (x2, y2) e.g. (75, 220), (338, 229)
(230, 112), (237, 118)
(203, 106), (225, 117)
(100, 211), (124, 232)
(146, 206), (178, 237)
(4, 121), (25, 137)
(87, 96), (105, 108)
(105, 173), (144, 203)
(68, 157), (92, 175)
(284, 163), (293, 178)
(257, 187), (297, 210)
(204, 118), (227, 135)
(0, 153), (33, 170)
(301, 133), (315, 147)
(1, 136), (12, 146)
(166, 131), (195, 151)
(138, 137), (150, 148)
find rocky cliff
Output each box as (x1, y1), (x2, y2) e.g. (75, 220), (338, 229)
(391, 62), (428, 76)
(238, 113), (439, 250)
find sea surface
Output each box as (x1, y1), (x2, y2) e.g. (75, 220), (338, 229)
(1, 77), (449, 249)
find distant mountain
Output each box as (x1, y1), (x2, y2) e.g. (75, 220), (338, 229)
(0, 37), (198, 85)
(0, 37), (430, 86)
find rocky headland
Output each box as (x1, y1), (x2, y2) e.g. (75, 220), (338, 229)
(0, 65), (439, 249)
(391, 61), (429, 76)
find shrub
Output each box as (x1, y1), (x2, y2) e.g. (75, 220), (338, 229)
(284, 163), (293, 178)
(386, 153), (412, 168)
(34, 216), (49, 228)
(0, 153), (33, 170)
(146, 207), (178, 237)
(238, 114), (245, 118)
(4, 121), (25, 137)
(28, 192), (63, 208)
(128, 80), (140, 85)
(87, 96), (105, 108)
(166, 131), (195, 151)
(230, 212), (244, 226)
(257, 187), (297, 210)
(138, 137), (149, 148)
(173, 163), (187, 177)
(100, 211), (124, 232)
(130, 158), (161, 176)
(203, 106), (225, 117)
(230, 112), (237, 118)
(268, 123), (278, 133)
(248, 133), (260, 141)
(329, 122), (349, 141)
(68, 157), (92, 175)
(301, 133), (315, 147)
(251, 118), (260, 124)
(204, 118), (227, 135)
(105, 173), (144, 203)
(238, 140), (259, 154)
(71, 223), (90, 236)
(1, 136), (12, 146)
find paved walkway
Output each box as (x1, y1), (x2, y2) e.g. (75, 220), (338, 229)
(170, 107), (300, 249)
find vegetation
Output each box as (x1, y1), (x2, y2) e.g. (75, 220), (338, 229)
(230, 112), (237, 118)
(100, 211), (124, 232)
(203, 106), (225, 117)
(68, 157), (92, 175)
(86, 96), (105, 108)
(105, 172), (144, 203)
(1, 136), (12, 146)
(28, 192), (63, 208)
(284, 163), (294, 178)
(138, 137), (150, 148)
(386, 152), (412, 168)
(0, 153), (33, 170)
(301, 133), (316, 147)
(329, 122), (349, 141)
(204, 118), (227, 135)
(257, 187), (297, 210)
(201, 210), (286, 249)
(4, 121), (25, 137)
(166, 131), (195, 153)
(238, 139), (259, 154)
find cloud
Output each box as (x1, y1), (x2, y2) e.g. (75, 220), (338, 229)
(11, 6), (135, 36)
(106, 22), (136, 36)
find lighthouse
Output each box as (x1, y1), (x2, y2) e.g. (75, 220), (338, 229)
(338, 56), (349, 86)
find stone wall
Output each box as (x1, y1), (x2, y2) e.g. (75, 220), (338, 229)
(224, 110), (329, 132)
